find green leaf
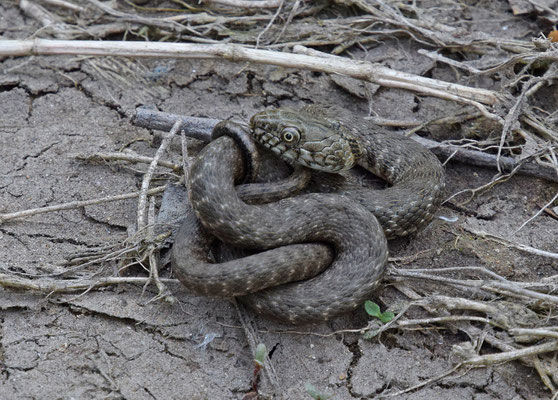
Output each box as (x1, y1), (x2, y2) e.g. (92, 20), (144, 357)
(364, 300), (381, 317)
(305, 382), (333, 400)
(254, 343), (267, 367)
(379, 311), (395, 324)
(305, 382), (319, 398)
(362, 330), (374, 340)
(137, 26), (149, 37)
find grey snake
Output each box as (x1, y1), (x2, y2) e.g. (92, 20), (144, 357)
(171, 106), (445, 324)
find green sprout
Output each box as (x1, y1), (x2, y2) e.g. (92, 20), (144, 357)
(364, 300), (394, 324)
(243, 343), (267, 399)
(305, 382), (333, 400)
(254, 343), (266, 368)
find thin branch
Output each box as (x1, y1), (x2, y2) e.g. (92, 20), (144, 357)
(75, 152), (182, 173)
(233, 300), (281, 395)
(180, 131), (190, 191)
(463, 341), (558, 366)
(510, 328), (558, 340)
(496, 85), (528, 173)
(255, 0), (284, 48)
(144, 197), (175, 304)
(418, 49), (482, 74)
(0, 272), (179, 293)
(0, 186), (166, 225)
(510, 190), (558, 236)
(137, 119), (180, 230)
(0, 39), (501, 106)
(464, 228), (558, 260)
(20, 0), (58, 27)
(383, 365), (462, 397)
(85, 0), (205, 38)
(389, 269), (558, 304)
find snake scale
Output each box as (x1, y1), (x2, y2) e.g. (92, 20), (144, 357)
(172, 106), (445, 324)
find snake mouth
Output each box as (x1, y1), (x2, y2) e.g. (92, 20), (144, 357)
(252, 126), (299, 163)
(252, 126), (279, 146)
(250, 108), (363, 173)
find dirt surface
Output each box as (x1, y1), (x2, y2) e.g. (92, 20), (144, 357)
(1, 1), (558, 399)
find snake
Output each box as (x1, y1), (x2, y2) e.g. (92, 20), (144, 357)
(172, 106), (445, 324)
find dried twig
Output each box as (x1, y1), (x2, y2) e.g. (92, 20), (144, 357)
(75, 152), (182, 173)
(19, 0), (58, 27)
(137, 119), (181, 230)
(464, 341), (558, 367)
(464, 228), (558, 260)
(382, 365), (463, 397)
(0, 272), (179, 293)
(0, 186), (166, 225)
(417, 136), (558, 183)
(510, 190), (558, 236)
(144, 197), (175, 304)
(0, 39), (500, 107)
(85, 0), (210, 40)
(442, 143), (558, 204)
(255, 0), (284, 47)
(19, 0), (72, 39)
(180, 131), (190, 189)
(390, 268), (558, 304)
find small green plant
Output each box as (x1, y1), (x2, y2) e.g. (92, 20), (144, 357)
(254, 343), (266, 368)
(305, 382), (333, 400)
(364, 300), (394, 323)
(242, 343), (267, 400)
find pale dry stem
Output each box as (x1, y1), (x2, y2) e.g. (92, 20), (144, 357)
(0, 39), (500, 107)
(0, 272), (178, 293)
(464, 228), (558, 260)
(137, 119), (181, 230)
(0, 186), (166, 225)
(144, 196), (176, 305)
(75, 152), (182, 173)
(132, 120), (182, 301)
(39, 0), (85, 12)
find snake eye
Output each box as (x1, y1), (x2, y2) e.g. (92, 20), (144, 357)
(281, 127), (300, 144)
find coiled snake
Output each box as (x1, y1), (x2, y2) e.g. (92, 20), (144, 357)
(172, 106), (445, 324)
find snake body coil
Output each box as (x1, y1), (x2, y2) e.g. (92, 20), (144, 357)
(172, 107), (445, 323)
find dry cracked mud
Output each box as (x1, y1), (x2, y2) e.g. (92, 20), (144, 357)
(1, 1), (557, 399)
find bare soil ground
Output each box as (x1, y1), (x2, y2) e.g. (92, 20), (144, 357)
(1, 1), (558, 399)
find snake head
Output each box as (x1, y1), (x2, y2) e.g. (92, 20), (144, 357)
(249, 108), (363, 173)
